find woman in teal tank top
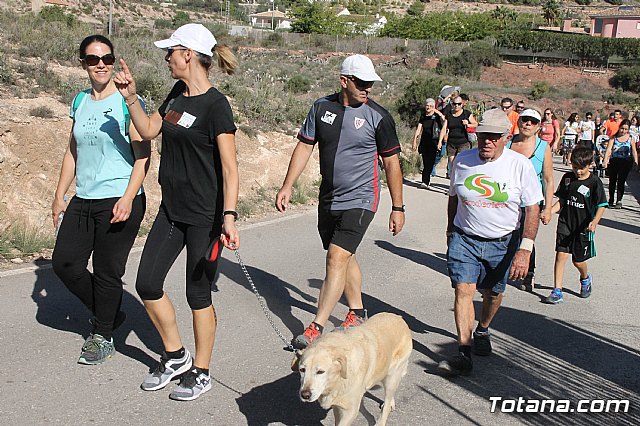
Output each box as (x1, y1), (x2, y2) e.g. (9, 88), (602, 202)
(507, 109), (554, 291)
(51, 35), (150, 365)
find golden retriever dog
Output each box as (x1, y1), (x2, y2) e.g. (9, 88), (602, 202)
(291, 312), (412, 426)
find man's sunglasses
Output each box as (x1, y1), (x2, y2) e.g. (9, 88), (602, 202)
(346, 75), (374, 89)
(501, 105), (512, 110)
(82, 54), (116, 66)
(452, 102), (463, 106)
(516, 106), (525, 110)
(520, 117), (540, 125)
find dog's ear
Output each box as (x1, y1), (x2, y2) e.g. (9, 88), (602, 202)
(291, 349), (304, 372)
(336, 354), (347, 379)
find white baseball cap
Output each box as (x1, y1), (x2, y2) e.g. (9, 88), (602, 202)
(340, 54), (382, 82)
(154, 23), (217, 57)
(519, 108), (542, 122)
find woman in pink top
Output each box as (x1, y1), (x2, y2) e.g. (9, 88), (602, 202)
(539, 109), (560, 152)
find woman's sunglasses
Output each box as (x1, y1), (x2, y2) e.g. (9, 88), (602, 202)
(82, 54), (116, 66)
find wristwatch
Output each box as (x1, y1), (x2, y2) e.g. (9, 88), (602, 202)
(223, 210), (239, 221)
(391, 205), (405, 212)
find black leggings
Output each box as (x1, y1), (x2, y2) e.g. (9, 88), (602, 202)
(608, 158), (633, 204)
(420, 142), (439, 185)
(135, 207), (222, 310)
(52, 194), (145, 339)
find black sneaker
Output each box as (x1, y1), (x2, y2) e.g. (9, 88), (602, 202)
(438, 352), (473, 376)
(473, 330), (492, 356)
(518, 273), (534, 292)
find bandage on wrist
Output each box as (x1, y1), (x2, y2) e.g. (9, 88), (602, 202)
(519, 238), (534, 252)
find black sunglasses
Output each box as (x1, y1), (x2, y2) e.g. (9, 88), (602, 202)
(501, 105), (512, 110)
(82, 53), (116, 66)
(520, 117), (540, 125)
(452, 102), (463, 106)
(165, 47), (188, 56)
(516, 106), (525, 110)
(346, 75), (374, 89)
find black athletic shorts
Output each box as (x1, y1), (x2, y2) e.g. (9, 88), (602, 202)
(556, 230), (595, 262)
(317, 208), (375, 254)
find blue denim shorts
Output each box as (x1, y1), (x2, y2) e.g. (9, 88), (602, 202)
(447, 227), (518, 294)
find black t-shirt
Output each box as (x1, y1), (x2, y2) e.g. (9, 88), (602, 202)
(419, 113), (443, 147)
(158, 81), (237, 227)
(445, 110), (471, 146)
(555, 172), (607, 236)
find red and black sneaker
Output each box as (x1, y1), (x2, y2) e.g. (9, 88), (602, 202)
(293, 323), (322, 349)
(336, 310), (367, 331)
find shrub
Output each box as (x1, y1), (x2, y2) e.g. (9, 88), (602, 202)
(29, 106), (54, 118)
(530, 81), (552, 100)
(172, 11), (190, 27)
(1, 222), (55, 257)
(0, 53), (14, 84)
(574, 0), (591, 5)
(395, 75), (446, 126)
(285, 75), (311, 94)
(602, 89), (637, 106)
(238, 124), (258, 139)
(435, 42), (500, 80)
(39, 5), (77, 27)
(436, 54), (481, 80)
(610, 66), (640, 93)
(262, 32), (284, 48)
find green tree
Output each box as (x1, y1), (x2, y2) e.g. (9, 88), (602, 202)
(610, 66), (640, 93)
(289, 1), (349, 35)
(491, 6), (517, 26)
(542, 0), (560, 25)
(407, 0), (424, 16)
(395, 75), (446, 127)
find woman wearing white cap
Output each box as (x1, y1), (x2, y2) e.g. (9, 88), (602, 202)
(507, 108), (554, 291)
(114, 23), (240, 401)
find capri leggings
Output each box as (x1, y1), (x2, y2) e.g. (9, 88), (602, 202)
(135, 207), (222, 310)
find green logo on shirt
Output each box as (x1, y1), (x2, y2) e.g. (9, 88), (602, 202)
(464, 174), (509, 202)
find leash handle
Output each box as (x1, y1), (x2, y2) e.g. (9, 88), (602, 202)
(233, 249), (296, 352)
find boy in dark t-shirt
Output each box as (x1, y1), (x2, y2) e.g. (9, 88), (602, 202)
(545, 146), (607, 304)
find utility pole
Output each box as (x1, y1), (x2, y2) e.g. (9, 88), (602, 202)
(108, 0), (113, 35)
(225, 0), (230, 29)
(270, 0), (274, 31)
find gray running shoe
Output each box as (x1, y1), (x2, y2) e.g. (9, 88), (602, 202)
(78, 334), (115, 365)
(141, 349), (192, 391)
(169, 368), (212, 401)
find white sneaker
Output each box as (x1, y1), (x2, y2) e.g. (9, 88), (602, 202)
(141, 349), (192, 391)
(169, 368), (212, 401)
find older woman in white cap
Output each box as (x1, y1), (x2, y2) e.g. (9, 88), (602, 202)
(507, 108), (554, 291)
(439, 108), (542, 377)
(114, 23), (239, 401)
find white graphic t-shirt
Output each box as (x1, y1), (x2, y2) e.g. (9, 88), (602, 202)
(578, 120), (595, 141)
(449, 148), (543, 239)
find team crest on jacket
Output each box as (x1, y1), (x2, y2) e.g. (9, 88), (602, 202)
(321, 111), (337, 125)
(354, 117), (365, 129)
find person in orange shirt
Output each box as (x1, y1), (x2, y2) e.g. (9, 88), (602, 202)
(601, 109), (622, 137)
(501, 97), (519, 137)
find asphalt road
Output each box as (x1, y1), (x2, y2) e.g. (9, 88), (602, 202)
(1, 157), (638, 425)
